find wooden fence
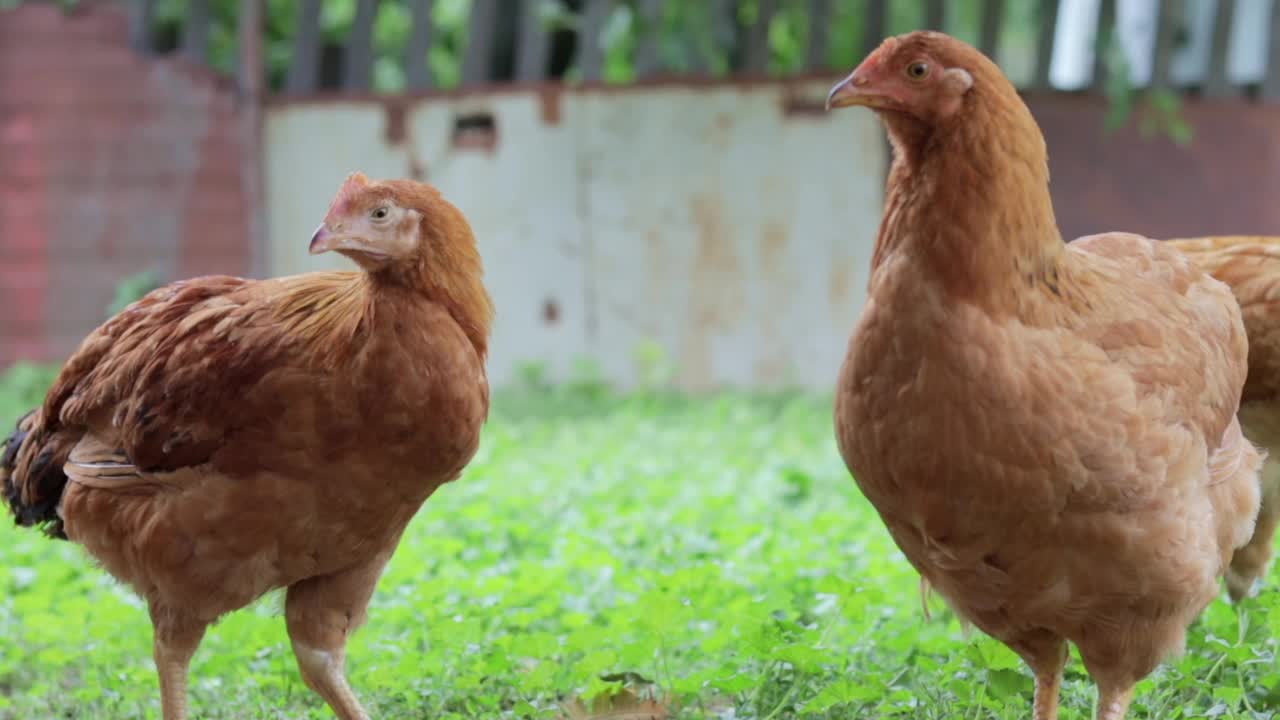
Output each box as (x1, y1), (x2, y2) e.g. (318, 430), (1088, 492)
(122, 0), (1280, 99)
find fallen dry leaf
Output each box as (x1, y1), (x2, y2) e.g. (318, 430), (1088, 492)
(561, 686), (671, 720)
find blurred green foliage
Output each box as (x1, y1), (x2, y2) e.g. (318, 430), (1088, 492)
(0, 363), (58, 429)
(103, 0), (1043, 92)
(0, 1), (1193, 151)
(2, 380), (1278, 718)
(0, 273), (160, 429)
(105, 270), (163, 318)
(1099, 30), (1194, 146)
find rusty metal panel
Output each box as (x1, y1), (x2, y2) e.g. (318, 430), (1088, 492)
(263, 80), (885, 391)
(575, 80), (883, 391)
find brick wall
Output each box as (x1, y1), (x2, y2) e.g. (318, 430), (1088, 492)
(0, 1), (252, 367)
(1028, 94), (1280, 243)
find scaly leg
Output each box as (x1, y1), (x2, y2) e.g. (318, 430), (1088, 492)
(1032, 647), (1068, 720)
(285, 553), (392, 720)
(149, 604), (209, 720)
(1017, 634), (1069, 720)
(1096, 684), (1134, 720)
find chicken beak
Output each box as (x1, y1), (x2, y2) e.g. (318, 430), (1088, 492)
(825, 70), (877, 111)
(309, 224), (336, 255)
(307, 223), (389, 267)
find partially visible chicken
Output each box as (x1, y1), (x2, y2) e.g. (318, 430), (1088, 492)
(1, 173), (494, 720)
(827, 32), (1263, 720)
(1166, 235), (1280, 600)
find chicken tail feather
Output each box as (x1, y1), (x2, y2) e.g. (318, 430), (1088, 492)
(1209, 417), (1267, 602)
(1, 410), (70, 540)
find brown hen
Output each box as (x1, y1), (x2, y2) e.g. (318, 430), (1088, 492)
(828, 32), (1262, 720)
(1166, 235), (1280, 601)
(1, 172), (494, 720)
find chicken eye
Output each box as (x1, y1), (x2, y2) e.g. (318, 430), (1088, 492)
(371, 207), (390, 220)
(906, 62), (930, 80)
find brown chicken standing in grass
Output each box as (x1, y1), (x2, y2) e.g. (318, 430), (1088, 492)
(1, 172), (493, 720)
(827, 32), (1264, 720)
(1165, 236), (1280, 601)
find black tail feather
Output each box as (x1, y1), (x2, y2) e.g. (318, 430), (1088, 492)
(2, 410), (69, 540)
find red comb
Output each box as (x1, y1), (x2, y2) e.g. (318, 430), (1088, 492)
(859, 36), (899, 72)
(328, 172), (370, 216)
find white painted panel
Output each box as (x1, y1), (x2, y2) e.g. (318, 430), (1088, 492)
(264, 106), (409, 276)
(402, 95), (588, 387)
(264, 80), (885, 391)
(577, 79), (883, 390)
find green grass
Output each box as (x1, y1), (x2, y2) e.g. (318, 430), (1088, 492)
(2, 382), (1280, 719)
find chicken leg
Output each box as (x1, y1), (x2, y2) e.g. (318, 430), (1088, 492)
(1095, 685), (1134, 720)
(149, 604), (209, 720)
(1015, 633), (1068, 720)
(1226, 455), (1280, 601)
(285, 553), (392, 720)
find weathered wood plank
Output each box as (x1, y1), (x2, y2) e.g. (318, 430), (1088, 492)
(515, 0), (550, 81)
(1033, 0), (1060, 89)
(806, 0), (831, 70)
(744, 0), (777, 73)
(633, 0), (664, 78)
(237, 0), (268, 278)
(1264, 0), (1280, 100)
(924, 0), (945, 31)
(1204, 0), (1235, 96)
(694, 0), (737, 75)
(182, 0), (210, 63)
(979, 0), (1004, 61)
(1149, 0), (1180, 89)
(1091, 0), (1116, 92)
(237, 0), (263, 97)
(286, 0), (323, 94)
(128, 0), (155, 53)
(461, 0), (498, 86)
(344, 0), (379, 91)
(405, 0), (435, 90)
(579, 0), (616, 83)
(861, 0), (887, 57)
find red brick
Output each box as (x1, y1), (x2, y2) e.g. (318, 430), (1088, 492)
(0, 0), (249, 364)
(0, 2), (129, 38)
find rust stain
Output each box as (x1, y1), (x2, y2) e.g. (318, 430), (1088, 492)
(682, 194), (743, 389)
(754, 220), (792, 384)
(829, 259), (853, 307)
(407, 156), (426, 181)
(542, 298), (560, 325)
(760, 220), (788, 269)
(753, 353), (790, 383)
(382, 99), (409, 145)
(780, 84), (830, 117)
(538, 87), (562, 126)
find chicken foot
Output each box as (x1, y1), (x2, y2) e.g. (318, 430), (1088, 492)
(149, 604), (209, 720)
(285, 554), (392, 720)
